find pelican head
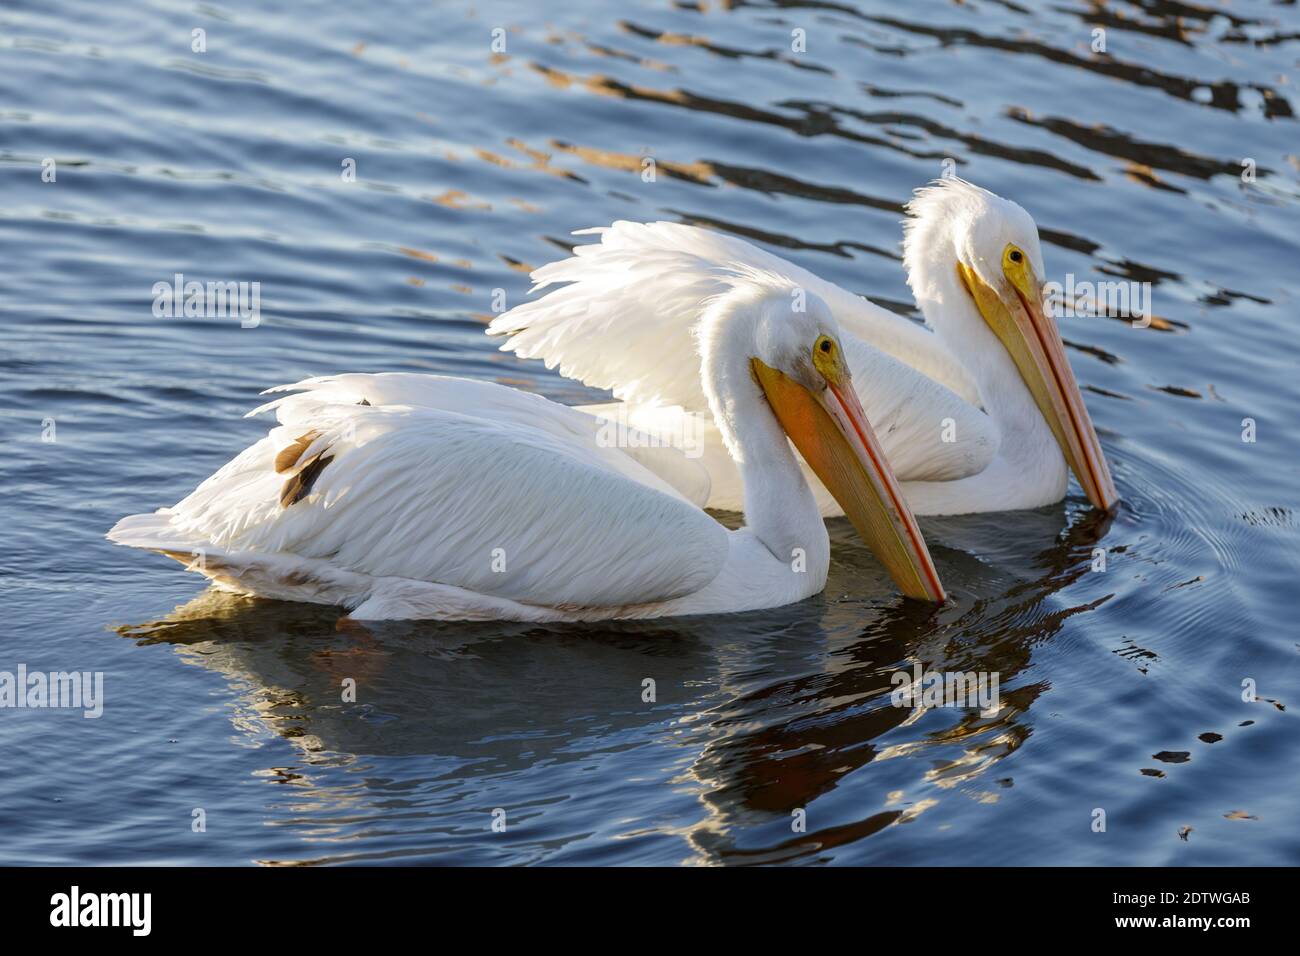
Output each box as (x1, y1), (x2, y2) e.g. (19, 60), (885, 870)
(702, 275), (946, 602)
(904, 179), (1119, 512)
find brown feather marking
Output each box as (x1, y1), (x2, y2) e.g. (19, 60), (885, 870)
(274, 429), (321, 474)
(159, 549), (226, 572)
(357, 397), (371, 406)
(280, 452), (334, 507)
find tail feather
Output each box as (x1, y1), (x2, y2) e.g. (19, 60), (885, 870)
(108, 510), (200, 552)
(106, 511), (370, 606)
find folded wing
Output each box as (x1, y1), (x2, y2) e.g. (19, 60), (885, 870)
(487, 220), (984, 410)
(487, 222), (995, 488)
(113, 375), (728, 609)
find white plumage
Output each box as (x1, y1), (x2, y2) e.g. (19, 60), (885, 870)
(492, 221), (983, 409)
(111, 374), (729, 619)
(110, 280), (947, 620)
(488, 179), (1118, 516)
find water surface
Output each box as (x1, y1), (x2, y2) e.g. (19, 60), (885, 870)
(1, 0), (1298, 865)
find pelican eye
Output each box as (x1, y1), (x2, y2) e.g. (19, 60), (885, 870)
(1009, 249), (1023, 263)
(812, 334), (844, 384)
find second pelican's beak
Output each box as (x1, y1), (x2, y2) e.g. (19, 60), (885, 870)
(958, 254), (1119, 511)
(752, 356), (946, 603)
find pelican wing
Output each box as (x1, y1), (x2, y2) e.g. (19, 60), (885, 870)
(117, 375), (729, 609)
(487, 220), (983, 410)
(254, 372), (713, 507)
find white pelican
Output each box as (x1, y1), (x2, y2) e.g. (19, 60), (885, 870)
(487, 178), (1118, 517)
(108, 277), (945, 621)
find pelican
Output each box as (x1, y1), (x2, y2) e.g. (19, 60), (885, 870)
(108, 276), (945, 621)
(487, 178), (1118, 516)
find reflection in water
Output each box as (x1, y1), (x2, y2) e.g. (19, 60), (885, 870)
(115, 501), (1106, 864)
(837, 7), (1294, 116)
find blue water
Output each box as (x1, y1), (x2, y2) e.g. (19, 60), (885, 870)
(1, 0), (1297, 865)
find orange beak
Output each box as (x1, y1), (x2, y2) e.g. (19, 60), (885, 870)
(752, 358), (946, 603)
(958, 261), (1119, 512)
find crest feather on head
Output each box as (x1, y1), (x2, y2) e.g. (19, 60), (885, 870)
(901, 178), (1042, 293)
